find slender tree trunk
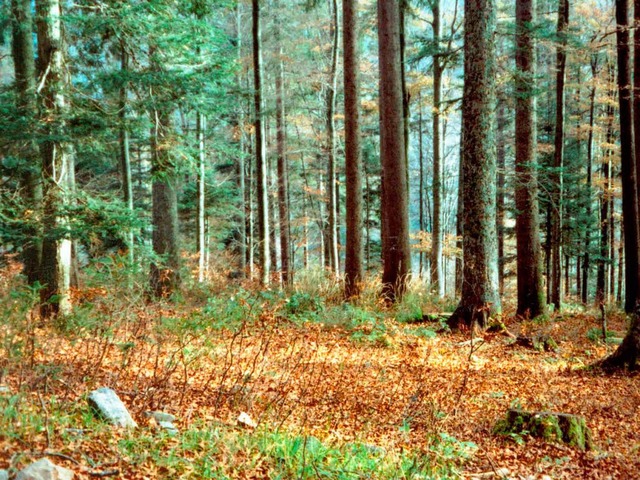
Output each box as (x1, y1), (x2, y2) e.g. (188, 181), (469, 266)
(582, 55), (598, 304)
(496, 104), (506, 297)
(419, 94), (425, 279)
(197, 112), (206, 283)
(550, 0), (569, 311)
(431, 0), (444, 297)
(119, 43), (134, 271)
(326, 0), (340, 277)
(343, 0), (364, 298)
(237, 3), (247, 277)
(36, 0), (73, 318)
(252, 0), (269, 285)
(12, 0), (42, 284)
(455, 133), (463, 295)
(275, 35), (291, 286)
(378, 0), (411, 302)
(515, 0), (546, 317)
(449, 0), (500, 329)
(596, 101), (613, 305)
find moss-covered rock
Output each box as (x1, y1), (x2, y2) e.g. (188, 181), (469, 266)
(493, 409), (593, 450)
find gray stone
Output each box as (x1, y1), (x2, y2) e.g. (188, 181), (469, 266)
(16, 458), (74, 480)
(0, 469), (8, 480)
(0, 385), (11, 395)
(145, 411), (178, 434)
(88, 387), (137, 428)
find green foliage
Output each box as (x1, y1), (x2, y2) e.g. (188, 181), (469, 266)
(586, 327), (617, 343)
(285, 292), (324, 315)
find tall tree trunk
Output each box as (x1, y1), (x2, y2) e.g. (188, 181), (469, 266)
(582, 55), (598, 304)
(197, 112), (206, 283)
(326, 0), (340, 277)
(119, 43), (134, 270)
(36, 0), (72, 318)
(237, 3), (247, 277)
(275, 35), (291, 286)
(455, 132), (463, 295)
(431, 0), (444, 297)
(596, 100), (614, 305)
(343, 0), (364, 298)
(12, 0), (42, 284)
(616, 0), (640, 312)
(449, 0), (500, 329)
(252, 0), (269, 285)
(550, 0), (569, 311)
(515, 0), (546, 318)
(150, 109), (180, 298)
(378, 0), (411, 302)
(496, 104), (506, 297)
(419, 94), (425, 279)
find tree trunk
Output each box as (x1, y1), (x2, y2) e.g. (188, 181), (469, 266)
(275, 36), (291, 286)
(343, 0), (364, 298)
(252, 0), (269, 285)
(326, 0), (340, 277)
(550, 0), (569, 311)
(119, 43), (134, 270)
(455, 132), (463, 296)
(582, 55), (598, 304)
(449, 0), (500, 329)
(36, 0), (72, 318)
(596, 98), (614, 305)
(515, 0), (546, 318)
(496, 104), (506, 297)
(378, 0), (411, 302)
(197, 112), (206, 283)
(419, 94), (425, 279)
(150, 110), (180, 298)
(12, 0), (42, 285)
(431, 0), (444, 297)
(237, 3), (247, 277)
(616, 0), (640, 312)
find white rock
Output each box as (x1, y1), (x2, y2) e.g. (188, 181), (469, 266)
(88, 387), (137, 428)
(16, 458), (74, 480)
(0, 469), (8, 480)
(237, 411), (257, 429)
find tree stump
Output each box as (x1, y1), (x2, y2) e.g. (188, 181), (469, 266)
(494, 409), (593, 450)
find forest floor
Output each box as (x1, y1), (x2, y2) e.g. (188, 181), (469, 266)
(0, 262), (639, 479)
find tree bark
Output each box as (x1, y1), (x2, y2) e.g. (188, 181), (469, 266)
(616, 0), (639, 312)
(275, 33), (291, 286)
(343, 0), (364, 298)
(36, 0), (73, 318)
(197, 112), (206, 283)
(448, 0), (500, 329)
(515, 0), (546, 318)
(326, 0), (340, 277)
(431, 0), (444, 297)
(119, 43), (134, 271)
(378, 0), (411, 302)
(550, 0), (569, 311)
(12, 0), (42, 285)
(252, 0), (270, 285)
(596, 99), (613, 305)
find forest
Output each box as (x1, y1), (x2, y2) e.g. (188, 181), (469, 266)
(1, 0), (640, 478)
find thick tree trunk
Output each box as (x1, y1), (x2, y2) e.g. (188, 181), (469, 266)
(515, 0), (546, 318)
(150, 110), (180, 298)
(449, 0), (500, 329)
(378, 0), (411, 302)
(12, 0), (42, 284)
(616, 0), (640, 312)
(431, 0), (444, 297)
(550, 0), (569, 311)
(36, 0), (72, 318)
(343, 0), (364, 298)
(252, 0), (270, 285)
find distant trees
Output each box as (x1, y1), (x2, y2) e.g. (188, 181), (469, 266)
(378, 0), (411, 302)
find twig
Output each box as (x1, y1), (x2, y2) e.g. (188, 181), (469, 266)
(87, 469), (120, 477)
